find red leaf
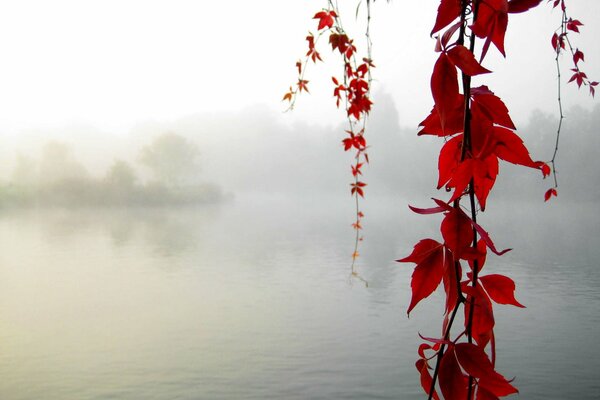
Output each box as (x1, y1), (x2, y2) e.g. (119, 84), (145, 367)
(493, 127), (537, 168)
(471, 86), (516, 129)
(431, 53), (461, 135)
(573, 49), (585, 65)
(431, 0), (462, 35)
(408, 204), (447, 215)
(447, 45), (492, 76)
(470, 219), (511, 256)
(462, 284), (495, 347)
(468, 239), (488, 273)
(397, 239), (446, 315)
(441, 208), (472, 258)
(416, 359), (440, 400)
(439, 347), (468, 400)
(455, 343), (519, 397)
(479, 274), (525, 308)
(471, 0), (509, 59)
(313, 10), (337, 30)
(418, 101), (465, 137)
(566, 18), (583, 33)
(437, 135), (463, 189)
(507, 0), (542, 13)
(544, 187), (558, 202)
(442, 248), (461, 314)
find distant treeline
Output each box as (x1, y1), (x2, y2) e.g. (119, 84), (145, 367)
(1, 132), (228, 208)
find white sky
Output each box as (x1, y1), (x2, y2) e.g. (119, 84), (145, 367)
(0, 0), (597, 135)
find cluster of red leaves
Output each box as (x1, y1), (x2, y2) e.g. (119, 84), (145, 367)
(284, 5), (374, 262)
(550, 1), (597, 96)
(397, 1), (554, 398)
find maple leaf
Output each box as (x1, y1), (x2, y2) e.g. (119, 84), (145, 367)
(479, 274), (525, 308)
(397, 239), (447, 315)
(313, 10), (337, 31)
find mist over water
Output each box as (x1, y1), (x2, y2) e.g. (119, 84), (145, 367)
(0, 98), (599, 399)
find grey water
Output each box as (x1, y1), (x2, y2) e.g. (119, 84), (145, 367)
(0, 196), (598, 400)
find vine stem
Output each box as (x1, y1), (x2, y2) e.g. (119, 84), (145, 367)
(550, 9), (567, 189)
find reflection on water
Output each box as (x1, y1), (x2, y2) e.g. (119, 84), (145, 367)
(0, 197), (598, 399)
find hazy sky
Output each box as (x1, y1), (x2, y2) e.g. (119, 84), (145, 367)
(0, 0), (597, 135)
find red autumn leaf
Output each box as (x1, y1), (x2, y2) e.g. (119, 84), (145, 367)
(471, 0), (509, 59)
(568, 69), (587, 88)
(590, 81), (598, 97)
(351, 163), (363, 177)
(536, 161), (551, 178)
(566, 18), (583, 33)
(573, 48), (585, 65)
(455, 343), (519, 397)
(544, 187), (558, 202)
(297, 79), (309, 93)
(282, 87), (293, 102)
(431, 53), (460, 134)
(431, 0), (462, 35)
(468, 239), (488, 274)
(440, 208), (472, 258)
(462, 284), (495, 347)
(439, 20), (463, 50)
(507, 0), (542, 13)
(493, 126), (537, 168)
(470, 219), (511, 256)
(447, 45), (492, 76)
(438, 135), (462, 189)
(350, 181), (367, 197)
(397, 239), (446, 315)
(418, 101), (465, 136)
(479, 274), (525, 308)
(416, 359), (440, 400)
(439, 347), (468, 400)
(471, 86), (516, 129)
(442, 247), (461, 314)
(313, 10), (337, 30)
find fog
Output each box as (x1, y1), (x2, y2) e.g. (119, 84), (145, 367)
(0, 90), (597, 208)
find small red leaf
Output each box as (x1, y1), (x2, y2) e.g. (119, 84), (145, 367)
(479, 274), (525, 308)
(544, 188), (558, 202)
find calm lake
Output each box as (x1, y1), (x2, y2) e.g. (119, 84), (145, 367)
(0, 195), (598, 399)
